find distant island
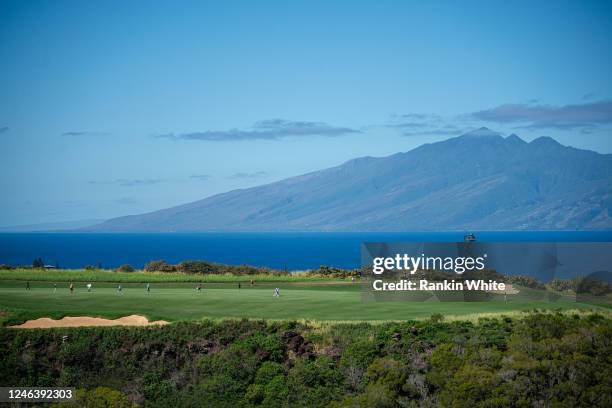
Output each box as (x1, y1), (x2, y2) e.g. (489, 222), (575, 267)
(83, 128), (612, 232)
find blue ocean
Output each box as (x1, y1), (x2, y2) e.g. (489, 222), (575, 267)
(1, 231), (611, 270)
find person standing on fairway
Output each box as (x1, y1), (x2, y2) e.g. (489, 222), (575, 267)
(69, 282), (74, 294)
(146, 282), (150, 292)
(26, 281), (30, 290)
(274, 287), (280, 297)
(197, 283), (202, 292)
(238, 282), (241, 290)
(87, 283), (92, 292)
(53, 283), (57, 293)
(117, 284), (122, 294)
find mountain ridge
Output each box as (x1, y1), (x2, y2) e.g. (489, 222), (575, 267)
(84, 130), (612, 232)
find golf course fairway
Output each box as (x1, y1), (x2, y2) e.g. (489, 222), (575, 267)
(0, 280), (598, 324)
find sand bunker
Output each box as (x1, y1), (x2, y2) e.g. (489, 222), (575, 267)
(11, 315), (169, 329)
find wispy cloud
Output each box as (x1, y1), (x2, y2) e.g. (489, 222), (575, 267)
(388, 122), (429, 129)
(89, 179), (163, 187)
(471, 100), (612, 131)
(0, 126), (9, 134)
(229, 171), (268, 179)
(155, 119), (360, 142)
(387, 113), (466, 137)
(117, 179), (162, 187)
(190, 174), (211, 181)
(398, 113), (428, 120)
(62, 131), (108, 137)
(401, 129), (467, 137)
(392, 113), (438, 121)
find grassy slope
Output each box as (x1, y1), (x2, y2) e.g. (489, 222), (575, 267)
(0, 279), (598, 324)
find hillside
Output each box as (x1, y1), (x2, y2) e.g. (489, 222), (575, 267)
(85, 129), (612, 231)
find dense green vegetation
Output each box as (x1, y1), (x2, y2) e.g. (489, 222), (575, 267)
(0, 261), (361, 284)
(0, 268), (338, 283)
(1, 312), (610, 407)
(142, 259), (350, 276)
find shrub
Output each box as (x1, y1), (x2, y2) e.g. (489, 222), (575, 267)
(175, 259), (279, 275)
(333, 383), (397, 408)
(261, 375), (289, 405)
(430, 313), (445, 323)
(142, 372), (174, 402)
(309, 265), (360, 278)
(52, 387), (137, 408)
(428, 343), (463, 388)
(245, 333), (287, 362)
(244, 383), (264, 404)
(144, 260), (176, 272)
(176, 260), (215, 274)
(366, 358), (409, 392)
(116, 264), (135, 273)
(341, 340), (379, 370)
(255, 362), (285, 384)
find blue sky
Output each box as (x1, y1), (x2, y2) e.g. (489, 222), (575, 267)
(1, 0), (611, 225)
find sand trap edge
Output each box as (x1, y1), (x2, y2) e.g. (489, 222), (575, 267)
(10, 314), (169, 329)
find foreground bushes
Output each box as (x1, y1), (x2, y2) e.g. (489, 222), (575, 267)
(1, 313), (610, 407)
(143, 259), (284, 276)
(142, 259), (365, 278)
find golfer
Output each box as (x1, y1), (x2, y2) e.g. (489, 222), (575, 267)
(146, 282), (150, 292)
(87, 283), (92, 292)
(26, 281), (30, 290)
(69, 282), (74, 294)
(117, 284), (122, 294)
(274, 287), (280, 297)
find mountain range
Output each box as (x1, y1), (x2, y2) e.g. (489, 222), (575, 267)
(84, 128), (612, 232)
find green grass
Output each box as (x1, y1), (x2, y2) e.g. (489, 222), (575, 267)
(0, 268), (340, 283)
(0, 279), (602, 325)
